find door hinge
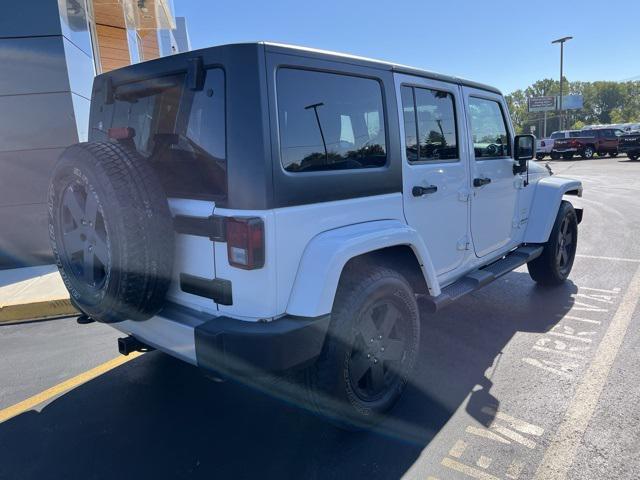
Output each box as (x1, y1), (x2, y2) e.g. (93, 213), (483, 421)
(458, 190), (470, 202)
(457, 236), (471, 251)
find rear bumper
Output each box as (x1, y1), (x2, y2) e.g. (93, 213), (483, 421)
(111, 303), (331, 375)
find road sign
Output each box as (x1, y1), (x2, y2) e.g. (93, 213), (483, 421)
(528, 96), (556, 112)
(559, 94), (583, 110)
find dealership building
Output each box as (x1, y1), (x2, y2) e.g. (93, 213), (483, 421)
(0, 0), (190, 268)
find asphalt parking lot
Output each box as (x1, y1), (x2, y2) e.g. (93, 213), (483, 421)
(1, 155), (640, 480)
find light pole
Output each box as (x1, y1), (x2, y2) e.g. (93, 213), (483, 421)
(552, 36), (573, 130)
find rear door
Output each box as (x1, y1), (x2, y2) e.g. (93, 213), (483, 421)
(397, 74), (469, 275)
(462, 87), (519, 258)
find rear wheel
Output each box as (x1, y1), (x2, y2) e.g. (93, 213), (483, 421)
(304, 265), (420, 429)
(562, 152), (574, 160)
(528, 201), (578, 286)
(581, 146), (594, 159)
(550, 152), (561, 160)
(629, 153), (639, 161)
(536, 153), (546, 161)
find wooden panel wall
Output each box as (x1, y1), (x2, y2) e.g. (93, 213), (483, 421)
(138, 30), (160, 61)
(96, 24), (130, 72)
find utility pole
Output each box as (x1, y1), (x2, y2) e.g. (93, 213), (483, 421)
(552, 36), (572, 130)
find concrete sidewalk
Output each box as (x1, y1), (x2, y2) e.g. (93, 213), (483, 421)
(0, 265), (77, 323)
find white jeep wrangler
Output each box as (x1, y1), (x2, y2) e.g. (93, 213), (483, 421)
(49, 43), (583, 427)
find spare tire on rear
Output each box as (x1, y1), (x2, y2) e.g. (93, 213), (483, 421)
(48, 141), (174, 323)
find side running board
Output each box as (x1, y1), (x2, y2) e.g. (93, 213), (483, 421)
(420, 245), (544, 313)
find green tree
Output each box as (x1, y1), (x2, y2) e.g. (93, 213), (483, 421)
(506, 79), (640, 135)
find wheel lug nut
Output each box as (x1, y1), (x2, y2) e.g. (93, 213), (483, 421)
(378, 335), (382, 339)
(381, 347), (385, 352)
(370, 338), (374, 343)
(367, 353), (371, 359)
(373, 358), (378, 364)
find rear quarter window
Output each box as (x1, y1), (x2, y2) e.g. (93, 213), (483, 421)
(276, 68), (387, 172)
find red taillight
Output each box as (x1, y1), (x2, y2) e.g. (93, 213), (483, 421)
(225, 217), (265, 270)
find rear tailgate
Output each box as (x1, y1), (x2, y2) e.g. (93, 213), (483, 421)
(166, 199), (218, 314)
(552, 138), (575, 151)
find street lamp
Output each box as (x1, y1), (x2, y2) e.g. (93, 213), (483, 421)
(552, 36), (573, 130)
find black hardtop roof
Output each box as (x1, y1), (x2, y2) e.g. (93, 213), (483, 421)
(261, 42), (502, 94)
(99, 41), (502, 95)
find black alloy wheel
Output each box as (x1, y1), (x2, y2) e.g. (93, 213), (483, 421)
(527, 200), (578, 286)
(304, 265), (420, 429)
(555, 214), (576, 277)
(59, 182), (110, 290)
(348, 300), (410, 402)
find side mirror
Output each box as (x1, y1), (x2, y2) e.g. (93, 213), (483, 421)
(513, 134), (535, 174)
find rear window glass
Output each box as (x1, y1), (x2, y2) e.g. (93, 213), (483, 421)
(110, 68), (226, 200)
(276, 68), (387, 173)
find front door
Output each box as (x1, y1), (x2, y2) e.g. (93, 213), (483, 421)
(463, 87), (519, 258)
(397, 75), (469, 275)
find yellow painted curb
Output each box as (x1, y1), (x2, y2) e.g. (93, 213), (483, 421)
(0, 298), (78, 324)
(0, 352), (143, 424)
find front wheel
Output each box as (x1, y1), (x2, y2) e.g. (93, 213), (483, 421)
(536, 153), (546, 161)
(629, 153), (639, 161)
(610, 151), (619, 158)
(304, 265), (420, 429)
(528, 200), (578, 286)
(562, 152), (574, 160)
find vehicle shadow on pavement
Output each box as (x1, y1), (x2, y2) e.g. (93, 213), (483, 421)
(0, 272), (576, 480)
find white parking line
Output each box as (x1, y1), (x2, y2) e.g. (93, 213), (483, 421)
(576, 254), (640, 263)
(534, 263), (640, 479)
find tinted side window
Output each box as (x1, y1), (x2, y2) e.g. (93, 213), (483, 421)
(402, 85), (458, 162)
(401, 86), (418, 161)
(551, 131), (563, 139)
(111, 69), (226, 200)
(277, 68), (386, 172)
(469, 97), (511, 158)
(415, 87), (458, 161)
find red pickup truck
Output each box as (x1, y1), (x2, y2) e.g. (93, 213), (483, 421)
(552, 127), (624, 159)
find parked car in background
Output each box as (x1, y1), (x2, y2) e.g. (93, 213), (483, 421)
(540, 130), (584, 160)
(584, 123), (640, 134)
(535, 137), (553, 160)
(552, 127), (623, 160)
(618, 130), (640, 161)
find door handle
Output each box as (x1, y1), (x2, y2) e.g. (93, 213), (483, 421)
(412, 185), (438, 197)
(473, 177), (492, 187)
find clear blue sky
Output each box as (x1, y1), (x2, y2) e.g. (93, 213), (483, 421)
(175, 0), (639, 94)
